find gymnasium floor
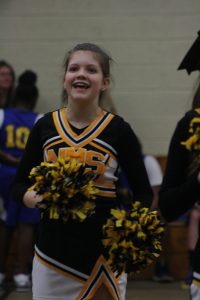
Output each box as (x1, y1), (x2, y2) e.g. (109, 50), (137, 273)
(0, 280), (189, 300)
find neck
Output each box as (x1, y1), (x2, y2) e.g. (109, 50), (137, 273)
(15, 104), (31, 111)
(0, 91), (7, 107)
(65, 103), (102, 129)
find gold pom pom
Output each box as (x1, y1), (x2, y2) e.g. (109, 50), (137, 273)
(28, 158), (98, 222)
(102, 201), (165, 274)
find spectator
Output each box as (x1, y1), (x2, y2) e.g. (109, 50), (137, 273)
(0, 70), (43, 289)
(0, 60), (15, 108)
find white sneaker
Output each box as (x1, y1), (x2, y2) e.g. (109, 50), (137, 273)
(0, 273), (5, 285)
(13, 273), (31, 288)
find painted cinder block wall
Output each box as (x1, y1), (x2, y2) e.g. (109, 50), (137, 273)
(0, 0), (200, 155)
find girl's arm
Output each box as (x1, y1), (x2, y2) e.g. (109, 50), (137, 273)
(117, 120), (153, 208)
(0, 149), (20, 167)
(159, 113), (200, 222)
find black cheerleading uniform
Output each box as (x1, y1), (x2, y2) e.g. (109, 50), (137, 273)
(159, 109), (200, 294)
(12, 108), (152, 299)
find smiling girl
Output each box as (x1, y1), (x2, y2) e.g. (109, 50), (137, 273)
(11, 43), (152, 300)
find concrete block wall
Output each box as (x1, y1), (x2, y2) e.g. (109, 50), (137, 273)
(0, 0), (200, 154)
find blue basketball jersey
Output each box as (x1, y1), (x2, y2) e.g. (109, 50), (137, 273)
(0, 108), (42, 158)
(0, 107), (43, 217)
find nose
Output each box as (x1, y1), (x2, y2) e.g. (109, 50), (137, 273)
(76, 67), (87, 77)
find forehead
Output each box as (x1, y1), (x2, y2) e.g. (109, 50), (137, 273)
(69, 50), (101, 66)
(0, 66), (12, 74)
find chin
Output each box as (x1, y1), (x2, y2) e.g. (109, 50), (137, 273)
(72, 95), (93, 103)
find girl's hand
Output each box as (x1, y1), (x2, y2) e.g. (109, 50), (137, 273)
(23, 190), (43, 208)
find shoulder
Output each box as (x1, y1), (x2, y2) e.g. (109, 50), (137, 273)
(32, 110), (55, 128)
(111, 113), (133, 131)
(176, 109), (200, 133)
(178, 109), (198, 125)
(110, 113), (141, 150)
(36, 110), (55, 122)
(101, 111), (129, 132)
(34, 112), (44, 124)
(172, 110), (197, 138)
(112, 113), (127, 123)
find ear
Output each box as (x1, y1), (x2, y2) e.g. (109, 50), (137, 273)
(101, 77), (110, 91)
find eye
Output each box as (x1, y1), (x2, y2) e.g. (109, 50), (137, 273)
(87, 66), (98, 73)
(68, 65), (79, 72)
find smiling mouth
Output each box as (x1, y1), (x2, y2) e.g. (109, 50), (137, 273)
(72, 82), (90, 89)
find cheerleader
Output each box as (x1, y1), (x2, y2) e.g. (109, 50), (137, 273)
(12, 43), (152, 299)
(159, 81), (200, 300)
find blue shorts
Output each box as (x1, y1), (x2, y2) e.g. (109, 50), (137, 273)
(0, 164), (40, 226)
(0, 165), (16, 210)
(6, 199), (40, 227)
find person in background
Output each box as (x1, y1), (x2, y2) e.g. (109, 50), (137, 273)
(159, 78), (200, 299)
(10, 42), (152, 300)
(0, 60), (15, 108)
(0, 70), (43, 289)
(184, 78), (200, 286)
(0, 61), (15, 230)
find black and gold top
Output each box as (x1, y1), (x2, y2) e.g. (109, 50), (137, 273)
(159, 109), (200, 221)
(12, 108), (152, 279)
(159, 109), (200, 274)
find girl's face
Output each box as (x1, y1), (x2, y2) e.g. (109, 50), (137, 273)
(64, 51), (109, 105)
(0, 66), (13, 90)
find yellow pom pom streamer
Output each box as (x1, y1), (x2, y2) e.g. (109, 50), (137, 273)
(28, 158), (98, 222)
(181, 116), (200, 151)
(102, 201), (164, 275)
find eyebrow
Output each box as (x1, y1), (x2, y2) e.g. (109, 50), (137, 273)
(69, 62), (98, 66)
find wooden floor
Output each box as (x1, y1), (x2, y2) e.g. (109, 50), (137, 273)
(0, 280), (189, 300)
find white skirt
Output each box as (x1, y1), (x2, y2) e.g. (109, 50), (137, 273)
(32, 255), (127, 300)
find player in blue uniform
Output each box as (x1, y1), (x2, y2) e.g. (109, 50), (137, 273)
(0, 70), (43, 288)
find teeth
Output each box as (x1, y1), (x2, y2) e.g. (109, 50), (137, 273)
(73, 82), (89, 88)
